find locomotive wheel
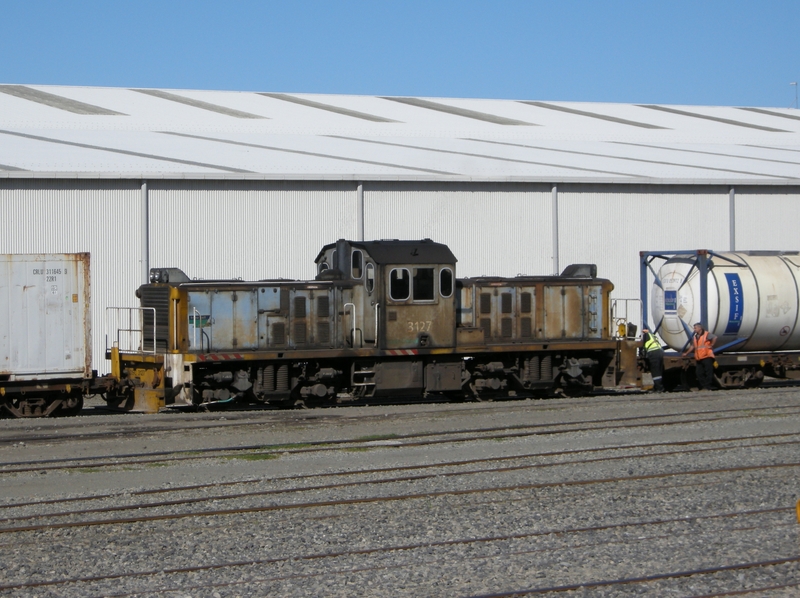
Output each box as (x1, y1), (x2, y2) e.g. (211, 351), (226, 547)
(57, 395), (84, 417)
(680, 368), (699, 392)
(663, 369), (681, 392)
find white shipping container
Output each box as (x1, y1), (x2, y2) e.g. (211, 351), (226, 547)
(0, 253), (91, 380)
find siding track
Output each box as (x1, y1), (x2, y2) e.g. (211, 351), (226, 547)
(0, 390), (798, 597)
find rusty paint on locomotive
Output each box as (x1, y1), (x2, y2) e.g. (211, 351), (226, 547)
(106, 239), (640, 412)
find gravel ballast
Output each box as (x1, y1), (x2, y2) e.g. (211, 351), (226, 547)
(1, 389), (799, 597)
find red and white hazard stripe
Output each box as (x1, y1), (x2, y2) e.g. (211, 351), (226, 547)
(198, 353), (245, 362)
(386, 349), (419, 356)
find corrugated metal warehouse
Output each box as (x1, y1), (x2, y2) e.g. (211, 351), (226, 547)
(1, 84), (799, 373)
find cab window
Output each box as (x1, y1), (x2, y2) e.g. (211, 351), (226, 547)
(440, 268), (453, 298)
(390, 268), (410, 301)
(413, 268), (435, 301)
(352, 250), (363, 279)
(365, 263), (375, 293)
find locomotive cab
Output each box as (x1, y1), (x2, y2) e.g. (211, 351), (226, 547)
(316, 239), (457, 350)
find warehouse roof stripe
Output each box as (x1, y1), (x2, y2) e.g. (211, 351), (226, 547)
(0, 84), (799, 183)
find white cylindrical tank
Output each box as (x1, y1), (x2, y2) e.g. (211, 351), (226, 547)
(651, 252), (800, 352)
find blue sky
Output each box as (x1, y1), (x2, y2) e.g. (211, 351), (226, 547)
(2, 0), (799, 107)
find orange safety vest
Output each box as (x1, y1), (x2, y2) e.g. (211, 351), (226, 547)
(693, 331), (715, 360)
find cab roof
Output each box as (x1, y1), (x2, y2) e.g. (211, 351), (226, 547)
(316, 239), (457, 266)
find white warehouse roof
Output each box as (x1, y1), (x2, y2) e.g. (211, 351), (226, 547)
(1, 84), (799, 184)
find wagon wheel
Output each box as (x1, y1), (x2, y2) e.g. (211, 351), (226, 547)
(57, 395), (84, 417)
(680, 368), (699, 392)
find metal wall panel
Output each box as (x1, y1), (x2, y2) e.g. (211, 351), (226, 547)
(1, 177), (798, 377)
(364, 182), (553, 279)
(148, 181), (358, 282)
(0, 179), (142, 374)
(735, 189), (800, 250)
(558, 185), (731, 304)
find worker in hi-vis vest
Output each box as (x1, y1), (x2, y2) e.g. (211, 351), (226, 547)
(682, 322), (718, 391)
(641, 326), (665, 392)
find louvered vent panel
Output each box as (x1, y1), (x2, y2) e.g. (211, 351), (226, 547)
(140, 286), (171, 352)
(480, 318), (492, 339)
(317, 322), (330, 345)
(294, 322), (307, 344)
(294, 296), (306, 318)
(501, 318), (513, 338)
(317, 295), (330, 318)
(280, 289), (290, 313)
(388, 311), (398, 321)
(501, 293), (512, 314)
(271, 323), (285, 346)
(521, 317), (532, 338)
(521, 292), (532, 314)
(480, 293), (492, 314)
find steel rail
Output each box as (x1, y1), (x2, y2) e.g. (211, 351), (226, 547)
(1, 392), (798, 446)
(1, 461), (798, 535)
(467, 556), (800, 597)
(689, 580), (800, 597)
(1, 430), (798, 512)
(2, 436), (799, 526)
(0, 505), (792, 593)
(3, 404), (800, 475)
(96, 523), (800, 598)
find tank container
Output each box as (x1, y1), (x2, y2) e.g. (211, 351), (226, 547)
(651, 251), (800, 352)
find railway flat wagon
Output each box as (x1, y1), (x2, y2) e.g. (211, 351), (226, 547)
(0, 253), (92, 416)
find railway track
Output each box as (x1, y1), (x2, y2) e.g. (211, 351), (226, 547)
(0, 497), (800, 598)
(2, 401), (799, 475)
(468, 557), (800, 597)
(1, 431), (799, 526)
(1, 391), (797, 597)
(0, 503), (794, 594)
(2, 459), (799, 535)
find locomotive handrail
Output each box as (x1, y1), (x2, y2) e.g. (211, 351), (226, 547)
(610, 298), (643, 340)
(344, 303), (357, 348)
(191, 307), (199, 349)
(374, 302), (380, 347)
(105, 307), (157, 354)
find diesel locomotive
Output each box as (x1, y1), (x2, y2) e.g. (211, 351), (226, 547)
(105, 239), (643, 412)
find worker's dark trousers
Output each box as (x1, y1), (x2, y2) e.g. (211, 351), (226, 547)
(696, 357), (715, 390)
(647, 350), (664, 391)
